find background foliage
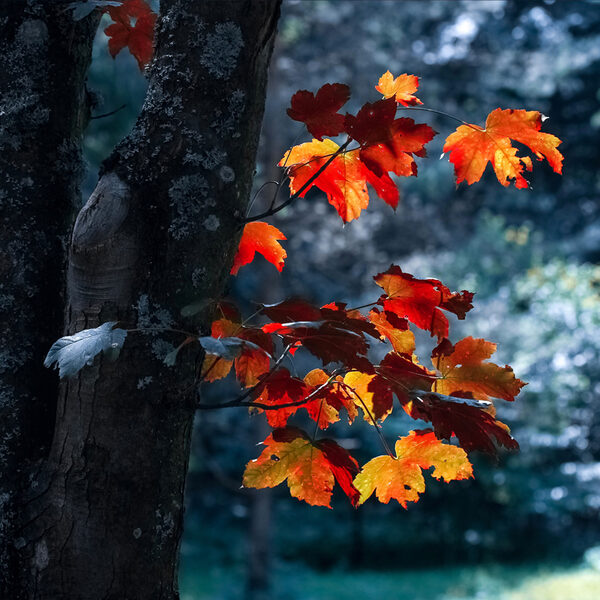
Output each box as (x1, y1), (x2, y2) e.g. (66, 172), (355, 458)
(83, 1), (600, 598)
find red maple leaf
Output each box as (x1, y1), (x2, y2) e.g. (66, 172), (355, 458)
(405, 391), (519, 455)
(287, 83), (351, 140)
(231, 222), (287, 275)
(104, 0), (156, 71)
(344, 98), (436, 179)
(253, 369), (310, 427)
(374, 265), (474, 339)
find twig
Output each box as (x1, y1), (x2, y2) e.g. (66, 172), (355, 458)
(196, 343), (294, 409)
(90, 104), (127, 120)
(397, 105), (472, 127)
(197, 369), (341, 412)
(243, 139), (352, 222)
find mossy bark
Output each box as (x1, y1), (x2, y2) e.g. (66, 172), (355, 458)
(0, 4), (98, 597)
(18, 1), (281, 598)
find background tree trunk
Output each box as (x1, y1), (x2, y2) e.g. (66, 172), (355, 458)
(17, 1), (281, 598)
(0, 4), (98, 596)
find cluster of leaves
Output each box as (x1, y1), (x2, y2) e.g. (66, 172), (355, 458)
(216, 71), (562, 508)
(199, 263), (525, 508)
(232, 71), (562, 277)
(52, 16), (563, 508)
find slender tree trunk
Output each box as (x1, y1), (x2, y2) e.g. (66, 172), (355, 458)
(0, 3), (98, 596)
(246, 420), (273, 600)
(18, 1), (281, 598)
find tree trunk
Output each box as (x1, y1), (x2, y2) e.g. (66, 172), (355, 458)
(16, 1), (281, 598)
(0, 3), (98, 596)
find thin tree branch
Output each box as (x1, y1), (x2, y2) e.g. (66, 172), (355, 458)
(197, 368), (342, 411)
(90, 103), (127, 120)
(196, 343), (294, 409)
(243, 139), (352, 222)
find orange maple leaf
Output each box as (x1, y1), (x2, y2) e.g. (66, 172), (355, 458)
(432, 337), (526, 402)
(343, 371), (394, 423)
(376, 71), (423, 106)
(280, 139), (370, 222)
(368, 308), (415, 355)
(443, 108), (563, 188)
(201, 317), (272, 386)
(243, 427), (360, 507)
(104, 0), (156, 71)
(231, 222), (287, 275)
(303, 369), (358, 429)
(353, 430), (473, 507)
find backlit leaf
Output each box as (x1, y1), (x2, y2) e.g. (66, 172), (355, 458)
(304, 369), (358, 428)
(281, 139), (370, 222)
(368, 308), (415, 355)
(354, 430), (472, 507)
(243, 427), (360, 507)
(231, 222), (287, 275)
(374, 265), (474, 339)
(104, 0), (156, 71)
(432, 337), (526, 402)
(405, 391), (518, 454)
(375, 70), (423, 106)
(343, 371), (394, 423)
(443, 108), (563, 188)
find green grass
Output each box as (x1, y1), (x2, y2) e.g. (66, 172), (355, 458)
(179, 561), (600, 600)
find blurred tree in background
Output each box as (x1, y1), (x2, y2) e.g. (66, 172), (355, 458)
(83, 1), (600, 598)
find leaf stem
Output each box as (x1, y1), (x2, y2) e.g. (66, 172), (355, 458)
(397, 106), (474, 128)
(340, 382), (394, 457)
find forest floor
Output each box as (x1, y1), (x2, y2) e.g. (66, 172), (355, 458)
(179, 561), (600, 600)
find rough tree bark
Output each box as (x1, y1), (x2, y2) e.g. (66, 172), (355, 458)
(6, 1), (281, 599)
(0, 3), (99, 595)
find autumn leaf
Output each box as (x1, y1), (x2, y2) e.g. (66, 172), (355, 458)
(261, 299), (323, 323)
(104, 0), (156, 71)
(231, 222), (287, 275)
(200, 318), (272, 386)
(354, 430), (473, 507)
(200, 318), (239, 382)
(264, 320), (372, 372)
(375, 351), (437, 404)
(261, 301), (376, 372)
(304, 369), (358, 428)
(320, 302), (380, 339)
(443, 108), (563, 188)
(243, 427), (360, 507)
(287, 83), (351, 140)
(344, 98), (436, 181)
(234, 327), (274, 387)
(253, 369), (310, 427)
(405, 391), (518, 455)
(376, 71), (422, 107)
(343, 371), (394, 423)
(432, 337), (526, 402)
(368, 308), (415, 355)
(280, 138), (370, 222)
(374, 266), (474, 339)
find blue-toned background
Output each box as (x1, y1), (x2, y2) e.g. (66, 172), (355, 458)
(84, 1), (600, 598)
